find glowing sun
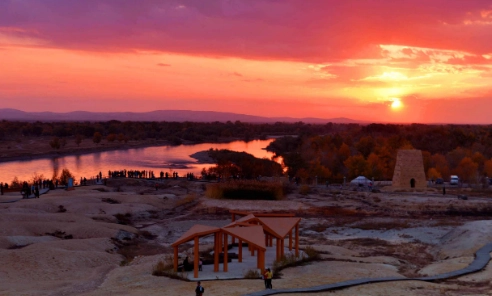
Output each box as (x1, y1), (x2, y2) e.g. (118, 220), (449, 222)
(391, 98), (403, 110)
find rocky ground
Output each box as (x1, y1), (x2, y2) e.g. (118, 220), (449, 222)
(0, 179), (491, 296)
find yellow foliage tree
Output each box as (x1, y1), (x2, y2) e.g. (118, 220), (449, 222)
(427, 168), (441, 180)
(456, 157), (478, 183)
(344, 155), (369, 179)
(483, 159), (492, 177)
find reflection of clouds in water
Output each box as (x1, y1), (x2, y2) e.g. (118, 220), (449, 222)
(93, 152), (101, 162)
(0, 139), (276, 183)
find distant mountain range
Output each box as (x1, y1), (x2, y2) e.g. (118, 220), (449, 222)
(0, 108), (362, 124)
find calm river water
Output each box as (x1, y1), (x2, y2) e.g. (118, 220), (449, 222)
(0, 139), (278, 183)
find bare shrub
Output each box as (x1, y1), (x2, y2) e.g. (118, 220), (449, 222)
(299, 185), (311, 195)
(244, 269), (261, 279)
(152, 256), (189, 280)
(306, 223), (329, 232)
(114, 213), (132, 225)
(175, 193), (197, 207)
(206, 180), (285, 200)
(102, 197), (120, 204)
(139, 230), (157, 240)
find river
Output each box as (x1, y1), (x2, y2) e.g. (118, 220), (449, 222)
(0, 139), (279, 184)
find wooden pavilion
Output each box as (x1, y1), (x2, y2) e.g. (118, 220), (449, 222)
(171, 211), (301, 278)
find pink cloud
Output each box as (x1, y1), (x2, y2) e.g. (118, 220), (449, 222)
(1, 0), (492, 62)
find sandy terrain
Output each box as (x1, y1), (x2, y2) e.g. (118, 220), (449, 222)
(1, 179), (491, 296)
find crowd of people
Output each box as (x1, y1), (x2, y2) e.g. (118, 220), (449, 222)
(19, 179), (57, 199)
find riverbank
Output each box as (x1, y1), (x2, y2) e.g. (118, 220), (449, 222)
(189, 150), (215, 163)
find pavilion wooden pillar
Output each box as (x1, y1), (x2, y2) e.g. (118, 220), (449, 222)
(223, 233), (228, 272)
(214, 232), (219, 272)
(269, 235), (273, 247)
(259, 249), (265, 272)
(289, 230), (293, 251)
(238, 240), (243, 262)
(276, 238), (281, 260)
(231, 213), (236, 244)
(251, 245), (255, 256)
(173, 246), (178, 272)
(256, 247), (261, 268)
(265, 234), (268, 247)
(194, 236), (199, 278)
(280, 237), (285, 257)
(295, 223), (299, 257)
(218, 230), (222, 254)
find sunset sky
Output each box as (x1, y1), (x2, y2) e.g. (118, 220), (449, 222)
(1, 0), (492, 123)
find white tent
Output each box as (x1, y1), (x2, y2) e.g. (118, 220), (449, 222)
(350, 176), (371, 185)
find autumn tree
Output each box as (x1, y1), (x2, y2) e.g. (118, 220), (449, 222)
(338, 143), (351, 161)
(366, 153), (384, 180)
(106, 133), (116, 142)
(431, 153), (450, 180)
(58, 168), (75, 186)
(344, 155), (368, 179)
(49, 137), (61, 150)
(75, 134), (83, 146)
(456, 157), (478, 183)
(356, 136), (375, 158)
(93, 132), (102, 145)
(484, 159), (492, 177)
(427, 168), (441, 180)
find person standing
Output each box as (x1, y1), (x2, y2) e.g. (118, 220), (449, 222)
(263, 269), (269, 289)
(266, 268), (273, 289)
(195, 281), (204, 296)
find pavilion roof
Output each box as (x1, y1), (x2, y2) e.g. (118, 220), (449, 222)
(222, 225), (266, 251)
(171, 224), (220, 247)
(223, 214), (257, 228)
(257, 217), (301, 238)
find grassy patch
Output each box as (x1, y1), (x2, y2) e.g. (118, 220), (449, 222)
(175, 193), (197, 207)
(205, 180), (286, 200)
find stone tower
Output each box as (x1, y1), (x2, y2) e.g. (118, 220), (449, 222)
(392, 150), (427, 189)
